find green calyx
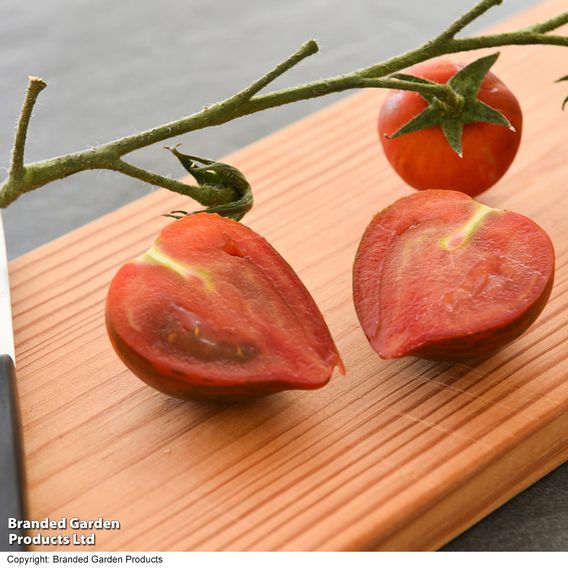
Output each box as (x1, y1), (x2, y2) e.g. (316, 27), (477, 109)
(387, 53), (514, 157)
(164, 146), (253, 222)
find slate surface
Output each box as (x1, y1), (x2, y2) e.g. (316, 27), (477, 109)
(1, 0), (567, 551)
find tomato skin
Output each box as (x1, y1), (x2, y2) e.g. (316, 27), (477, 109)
(106, 213), (343, 401)
(378, 60), (523, 197)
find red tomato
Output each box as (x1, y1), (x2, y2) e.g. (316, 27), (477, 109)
(378, 60), (523, 196)
(106, 213), (343, 401)
(353, 190), (554, 360)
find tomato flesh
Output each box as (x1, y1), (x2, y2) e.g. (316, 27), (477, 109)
(106, 213), (343, 400)
(353, 190), (554, 360)
(378, 60), (523, 197)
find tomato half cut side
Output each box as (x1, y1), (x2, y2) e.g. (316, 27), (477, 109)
(353, 190), (555, 361)
(106, 213), (344, 401)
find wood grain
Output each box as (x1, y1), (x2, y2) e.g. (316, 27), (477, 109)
(10, 0), (568, 551)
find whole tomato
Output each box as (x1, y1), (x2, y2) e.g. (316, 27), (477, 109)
(378, 59), (522, 197)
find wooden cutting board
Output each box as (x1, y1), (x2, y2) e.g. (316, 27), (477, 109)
(10, 0), (568, 551)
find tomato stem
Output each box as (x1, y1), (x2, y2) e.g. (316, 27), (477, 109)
(1, 0), (566, 212)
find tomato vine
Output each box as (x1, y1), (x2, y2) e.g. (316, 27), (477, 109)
(1, 0), (566, 218)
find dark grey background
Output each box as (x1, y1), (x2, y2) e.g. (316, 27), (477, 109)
(2, 0), (566, 551)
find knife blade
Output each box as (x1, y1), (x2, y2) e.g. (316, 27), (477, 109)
(0, 212), (27, 551)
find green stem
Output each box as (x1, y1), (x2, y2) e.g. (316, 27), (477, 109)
(435, 0), (503, 43)
(448, 32), (568, 50)
(230, 39), (319, 103)
(1, 0), (566, 209)
(110, 160), (238, 205)
(8, 76), (47, 181)
(527, 11), (568, 33)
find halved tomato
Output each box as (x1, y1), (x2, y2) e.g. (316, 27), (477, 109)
(353, 190), (554, 360)
(106, 213), (343, 401)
